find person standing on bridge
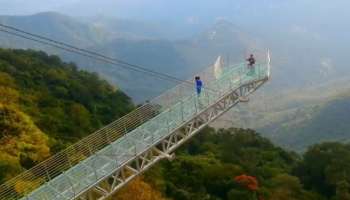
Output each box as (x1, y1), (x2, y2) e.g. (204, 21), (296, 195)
(247, 54), (256, 70)
(195, 76), (203, 96)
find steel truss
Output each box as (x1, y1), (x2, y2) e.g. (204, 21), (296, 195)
(77, 77), (268, 200)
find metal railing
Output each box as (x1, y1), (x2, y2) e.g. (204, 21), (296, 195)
(0, 60), (269, 200)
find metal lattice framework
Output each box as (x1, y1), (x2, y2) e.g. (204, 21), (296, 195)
(0, 55), (270, 200)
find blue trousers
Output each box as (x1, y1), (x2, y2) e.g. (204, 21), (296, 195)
(196, 87), (202, 95)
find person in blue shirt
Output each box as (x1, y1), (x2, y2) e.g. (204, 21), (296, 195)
(195, 76), (203, 95)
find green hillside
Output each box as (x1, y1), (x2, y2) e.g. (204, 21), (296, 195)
(0, 48), (134, 181)
(1, 49), (350, 199)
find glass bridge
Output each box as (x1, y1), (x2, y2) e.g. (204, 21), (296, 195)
(0, 60), (270, 200)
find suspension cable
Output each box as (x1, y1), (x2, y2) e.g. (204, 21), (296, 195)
(0, 23), (198, 86)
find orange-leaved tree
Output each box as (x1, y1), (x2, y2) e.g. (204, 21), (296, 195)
(234, 174), (259, 191)
(113, 177), (166, 200)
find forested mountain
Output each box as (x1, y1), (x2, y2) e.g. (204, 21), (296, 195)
(1, 1), (350, 199)
(1, 11), (349, 154)
(0, 49), (349, 199)
(0, 48), (134, 181)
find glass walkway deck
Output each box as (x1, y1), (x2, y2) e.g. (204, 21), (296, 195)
(0, 61), (270, 200)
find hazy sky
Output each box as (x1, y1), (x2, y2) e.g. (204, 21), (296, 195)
(1, 0), (349, 22)
(1, 0), (349, 36)
(0, 0), (298, 17)
(1, 0), (350, 91)
(0, 0), (76, 15)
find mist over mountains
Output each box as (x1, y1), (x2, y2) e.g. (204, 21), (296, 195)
(1, 0), (350, 151)
(0, 12), (257, 101)
(1, 10), (348, 99)
(2, 2), (350, 199)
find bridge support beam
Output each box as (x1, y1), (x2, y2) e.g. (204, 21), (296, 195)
(76, 78), (267, 200)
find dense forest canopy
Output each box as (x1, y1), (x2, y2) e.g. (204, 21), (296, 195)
(116, 128), (350, 200)
(0, 48), (134, 181)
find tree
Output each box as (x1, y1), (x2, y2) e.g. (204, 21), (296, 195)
(69, 103), (92, 136)
(113, 177), (165, 200)
(0, 72), (16, 88)
(227, 189), (255, 200)
(333, 181), (350, 200)
(295, 142), (350, 198)
(0, 72), (18, 105)
(234, 174), (259, 192)
(269, 174), (305, 200)
(0, 103), (50, 179)
(0, 86), (19, 105)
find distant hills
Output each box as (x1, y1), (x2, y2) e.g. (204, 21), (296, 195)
(0, 12), (107, 47)
(0, 12), (255, 101)
(215, 78), (350, 152)
(268, 92), (350, 151)
(1, 11), (350, 152)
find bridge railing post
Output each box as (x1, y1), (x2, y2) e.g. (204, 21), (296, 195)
(180, 99), (184, 122)
(86, 143), (99, 182)
(40, 164), (50, 183)
(166, 111), (171, 133)
(63, 172), (76, 199)
(206, 89), (210, 106)
(179, 86), (185, 122)
(134, 136), (138, 156)
(151, 127), (155, 146)
(238, 67), (242, 86)
(193, 96), (198, 114)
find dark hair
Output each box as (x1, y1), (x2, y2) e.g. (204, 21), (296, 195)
(195, 76), (200, 80)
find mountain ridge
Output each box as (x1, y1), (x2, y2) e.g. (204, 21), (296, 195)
(0, 12), (255, 101)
